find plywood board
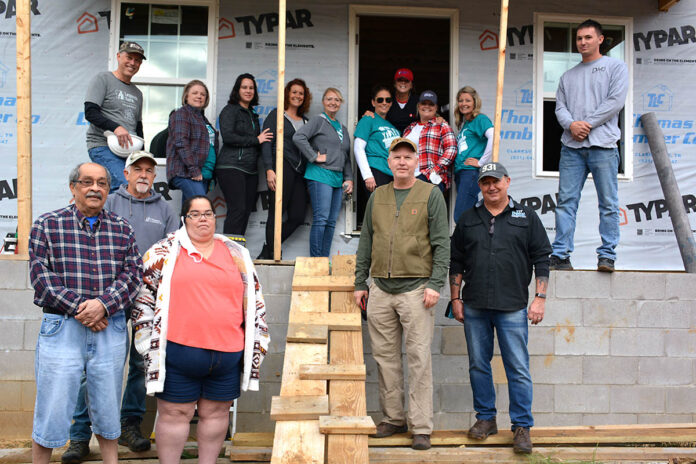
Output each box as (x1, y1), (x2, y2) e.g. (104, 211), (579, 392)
(319, 416), (377, 435)
(290, 311), (361, 331)
(287, 324), (329, 344)
(270, 421), (324, 464)
(279, 342), (327, 396)
(300, 363), (366, 380)
(292, 274), (355, 291)
(270, 395), (329, 421)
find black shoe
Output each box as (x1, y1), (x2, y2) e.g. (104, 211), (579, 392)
(61, 440), (90, 464)
(549, 255), (573, 271)
(597, 257), (615, 272)
(467, 418), (498, 439)
(411, 434), (431, 450)
(118, 422), (151, 452)
(256, 243), (272, 260)
(371, 422), (408, 438)
(513, 426), (533, 454)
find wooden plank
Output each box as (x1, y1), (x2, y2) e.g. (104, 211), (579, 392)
(270, 395), (329, 421)
(0, 443), (198, 463)
(290, 311), (361, 331)
(659, 0), (681, 12)
(270, 421), (324, 464)
(294, 256), (330, 276)
(279, 343), (327, 396)
(319, 416), (376, 435)
(228, 447), (273, 461)
(300, 363), (366, 380)
(287, 324), (328, 344)
(289, 290), (329, 316)
(292, 274), (355, 291)
(272, 0), (287, 262)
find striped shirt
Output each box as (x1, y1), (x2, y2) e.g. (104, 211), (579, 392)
(29, 204), (143, 316)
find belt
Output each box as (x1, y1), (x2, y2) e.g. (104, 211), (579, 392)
(43, 307), (66, 315)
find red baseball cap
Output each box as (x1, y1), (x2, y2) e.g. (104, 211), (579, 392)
(394, 68), (414, 82)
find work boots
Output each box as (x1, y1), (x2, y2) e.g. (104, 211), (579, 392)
(118, 419), (151, 452)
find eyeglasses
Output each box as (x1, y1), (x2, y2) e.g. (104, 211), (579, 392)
(489, 217), (495, 235)
(186, 210), (215, 220)
(73, 179), (109, 189)
(375, 97), (393, 104)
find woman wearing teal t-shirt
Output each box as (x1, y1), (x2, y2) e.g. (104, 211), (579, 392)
(354, 85), (400, 195)
(293, 88), (353, 257)
(453, 86), (494, 222)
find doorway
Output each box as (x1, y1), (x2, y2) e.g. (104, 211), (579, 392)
(349, 6), (458, 231)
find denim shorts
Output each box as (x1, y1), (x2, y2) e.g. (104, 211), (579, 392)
(33, 312), (128, 448)
(157, 341), (243, 403)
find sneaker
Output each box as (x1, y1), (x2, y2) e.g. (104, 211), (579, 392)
(467, 418), (498, 439)
(61, 440), (90, 464)
(119, 422), (151, 452)
(411, 434), (431, 450)
(597, 257), (615, 272)
(549, 255), (573, 271)
(513, 426), (533, 454)
(370, 422), (408, 438)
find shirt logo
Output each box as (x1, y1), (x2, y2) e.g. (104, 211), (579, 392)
(411, 209), (418, 215)
(511, 210), (526, 218)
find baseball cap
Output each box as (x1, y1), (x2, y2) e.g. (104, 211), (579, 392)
(104, 130), (145, 158)
(478, 162), (509, 181)
(389, 137), (417, 153)
(118, 41), (146, 59)
(394, 68), (414, 82)
(418, 90), (438, 105)
(125, 150), (157, 168)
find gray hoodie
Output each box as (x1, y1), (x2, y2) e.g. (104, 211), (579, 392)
(105, 184), (179, 255)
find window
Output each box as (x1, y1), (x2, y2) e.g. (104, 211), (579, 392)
(110, 1), (218, 157)
(533, 14), (633, 179)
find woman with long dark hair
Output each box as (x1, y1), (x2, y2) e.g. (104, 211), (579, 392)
(217, 73), (273, 235)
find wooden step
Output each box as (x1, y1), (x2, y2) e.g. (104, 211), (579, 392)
(299, 363), (366, 380)
(292, 274), (355, 291)
(319, 415), (376, 435)
(290, 311), (361, 331)
(286, 324), (328, 344)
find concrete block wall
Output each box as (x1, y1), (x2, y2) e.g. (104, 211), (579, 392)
(1, 261), (695, 438)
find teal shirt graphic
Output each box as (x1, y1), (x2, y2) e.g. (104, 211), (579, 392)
(455, 114), (493, 172)
(354, 114), (399, 176)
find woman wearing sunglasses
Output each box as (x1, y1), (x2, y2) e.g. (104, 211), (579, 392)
(354, 85), (400, 194)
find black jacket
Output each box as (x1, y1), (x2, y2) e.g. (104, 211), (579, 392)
(260, 108), (308, 174)
(217, 103), (261, 173)
(450, 197), (551, 311)
(387, 94), (419, 134)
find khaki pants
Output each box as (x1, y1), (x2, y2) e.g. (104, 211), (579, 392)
(367, 282), (435, 435)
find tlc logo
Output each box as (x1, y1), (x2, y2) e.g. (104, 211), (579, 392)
(641, 84), (673, 111)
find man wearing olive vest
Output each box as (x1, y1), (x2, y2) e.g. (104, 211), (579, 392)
(354, 137), (449, 451)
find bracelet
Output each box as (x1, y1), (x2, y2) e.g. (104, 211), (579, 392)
(535, 293), (546, 299)
(450, 298), (463, 302)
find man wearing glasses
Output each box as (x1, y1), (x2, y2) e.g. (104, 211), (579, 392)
(28, 163), (142, 464)
(63, 152), (178, 463)
(449, 162), (551, 455)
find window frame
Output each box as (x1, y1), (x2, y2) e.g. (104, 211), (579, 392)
(108, 0), (219, 165)
(533, 13), (634, 181)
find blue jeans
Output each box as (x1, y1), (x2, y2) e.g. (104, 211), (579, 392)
(88, 146), (126, 193)
(33, 313), (128, 448)
(454, 169), (480, 223)
(552, 145), (620, 260)
(70, 327), (146, 441)
(307, 180), (342, 257)
(463, 305), (533, 429)
(170, 176), (207, 205)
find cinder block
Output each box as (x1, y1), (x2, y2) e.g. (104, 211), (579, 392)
(256, 265), (294, 294)
(637, 301), (691, 328)
(441, 326), (466, 355)
(554, 272), (611, 299)
(554, 327), (610, 355)
(555, 385), (609, 413)
(237, 385), (268, 413)
(259, 352), (284, 383)
(528, 327), (554, 355)
(0, 411), (34, 439)
(638, 358), (693, 385)
(431, 326), (442, 355)
(665, 273), (696, 300)
(365, 381), (380, 413)
(0, 260), (30, 290)
(610, 328), (664, 356)
(583, 357), (638, 385)
(581, 413), (637, 425)
(433, 412), (473, 430)
(583, 299), (638, 327)
(611, 386), (665, 413)
(364, 354), (379, 384)
(491, 356), (507, 384)
(664, 330), (696, 358)
(666, 386), (696, 413)
(0, 351), (35, 381)
(537, 299), (583, 327)
(235, 412), (275, 433)
(0, 290), (38, 319)
(532, 384), (554, 413)
(432, 355), (470, 384)
(267, 323), (287, 354)
(496, 384), (509, 412)
(0, 321), (24, 350)
(262, 294), (291, 324)
(361, 324), (371, 354)
(0, 381), (22, 411)
(533, 413), (582, 426)
(611, 272), (666, 300)
(23, 320), (41, 350)
(638, 413), (694, 424)
(20, 381), (35, 411)
(530, 355), (582, 384)
(438, 384), (474, 413)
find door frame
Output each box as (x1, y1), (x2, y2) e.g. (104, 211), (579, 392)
(346, 4), (459, 234)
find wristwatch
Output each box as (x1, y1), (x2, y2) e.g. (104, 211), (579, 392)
(535, 293), (546, 299)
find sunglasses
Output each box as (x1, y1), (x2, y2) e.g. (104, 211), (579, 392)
(375, 97), (393, 104)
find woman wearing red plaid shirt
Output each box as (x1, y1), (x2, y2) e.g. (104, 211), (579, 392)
(403, 90), (457, 192)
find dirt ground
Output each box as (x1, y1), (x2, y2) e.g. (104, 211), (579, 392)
(0, 439), (33, 449)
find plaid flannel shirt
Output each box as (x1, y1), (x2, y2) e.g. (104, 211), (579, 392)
(29, 205), (143, 316)
(404, 119), (457, 189)
(166, 104), (216, 181)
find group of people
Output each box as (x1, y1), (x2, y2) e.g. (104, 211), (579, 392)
(27, 17), (627, 462)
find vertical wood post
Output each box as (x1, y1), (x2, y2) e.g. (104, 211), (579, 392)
(273, 1), (287, 261)
(491, 0), (509, 163)
(16, 0), (32, 256)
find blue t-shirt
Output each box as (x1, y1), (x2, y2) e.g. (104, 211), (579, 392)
(454, 114), (493, 172)
(323, 112), (343, 141)
(354, 114), (399, 176)
(304, 163), (343, 188)
(202, 124), (216, 180)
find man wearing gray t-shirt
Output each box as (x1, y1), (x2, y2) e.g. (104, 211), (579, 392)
(85, 42), (146, 193)
(550, 19), (628, 273)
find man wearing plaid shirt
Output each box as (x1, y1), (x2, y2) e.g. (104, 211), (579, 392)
(29, 163), (142, 464)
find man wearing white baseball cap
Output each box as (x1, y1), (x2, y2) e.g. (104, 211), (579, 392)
(84, 41), (146, 193)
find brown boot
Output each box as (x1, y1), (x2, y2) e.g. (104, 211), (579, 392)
(513, 426), (533, 454)
(371, 422), (408, 438)
(411, 434), (431, 450)
(467, 418), (498, 439)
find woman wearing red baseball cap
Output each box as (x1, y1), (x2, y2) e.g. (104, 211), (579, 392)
(387, 68), (419, 134)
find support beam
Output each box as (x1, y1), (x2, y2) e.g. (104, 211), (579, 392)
(15, 0), (32, 257)
(658, 0), (680, 11)
(270, 395), (329, 421)
(272, 0), (287, 261)
(491, 0), (509, 162)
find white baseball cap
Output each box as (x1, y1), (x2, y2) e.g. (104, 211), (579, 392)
(125, 150), (157, 168)
(104, 131), (145, 158)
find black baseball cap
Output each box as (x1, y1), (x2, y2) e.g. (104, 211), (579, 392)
(478, 162), (509, 181)
(119, 41), (146, 59)
(418, 90), (438, 105)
